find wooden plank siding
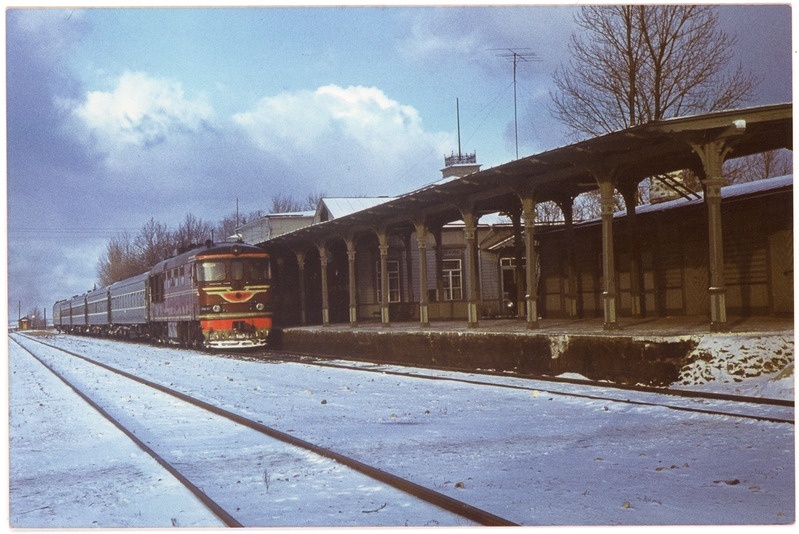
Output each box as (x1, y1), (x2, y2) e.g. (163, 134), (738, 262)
(534, 181), (792, 320)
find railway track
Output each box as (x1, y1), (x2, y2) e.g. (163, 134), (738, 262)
(11, 334), (515, 527)
(243, 348), (795, 425)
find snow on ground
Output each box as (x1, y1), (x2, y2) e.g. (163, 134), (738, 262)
(672, 333), (794, 400)
(7, 331), (795, 528)
(8, 338), (225, 528)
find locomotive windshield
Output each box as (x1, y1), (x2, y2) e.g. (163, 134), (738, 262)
(197, 259), (271, 282)
(197, 261), (226, 282)
(231, 260), (271, 281)
(247, 260), (271, 281)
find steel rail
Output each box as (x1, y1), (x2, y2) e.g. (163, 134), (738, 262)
(250, 349), (795, 425)
(10, 337), (243, 527)
(14, 334), (517, 527)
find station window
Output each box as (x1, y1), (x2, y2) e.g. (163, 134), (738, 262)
(376, 260), (400, 303)
(442, 259), (463, 301)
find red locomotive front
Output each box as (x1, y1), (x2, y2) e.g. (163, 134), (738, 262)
(194, 243), (273, 348)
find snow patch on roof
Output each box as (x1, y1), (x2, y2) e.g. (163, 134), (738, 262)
(316, 197), (397, 221)
(630, 174), (792, 218)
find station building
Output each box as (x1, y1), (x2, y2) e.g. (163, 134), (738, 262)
(241, 104), (792, 333)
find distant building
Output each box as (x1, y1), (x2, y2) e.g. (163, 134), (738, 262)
(234, 198), (398, 246)
(18, 316), (30, 331)
(234, 211), (315, 245)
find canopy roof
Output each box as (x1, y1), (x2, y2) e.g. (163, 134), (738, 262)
(265, 103), (792, 248)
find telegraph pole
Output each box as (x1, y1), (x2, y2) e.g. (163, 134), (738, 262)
(492, 48), (541, 159)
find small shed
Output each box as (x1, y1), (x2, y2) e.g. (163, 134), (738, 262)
(18, 316), (30, 330)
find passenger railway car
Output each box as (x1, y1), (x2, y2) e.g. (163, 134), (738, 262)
(108, 272), (149, 339)
(53, 241), (273, 349)
(86, 285), (110, 334)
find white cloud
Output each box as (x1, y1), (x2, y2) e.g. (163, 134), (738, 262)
(68, 76), (453, 199)
(72, 71), (215, 153)
(398, 19), (482, 62)
(234, 84), (435, 154)
(233, 85), (452, 194)
(233, 84), (453, 194)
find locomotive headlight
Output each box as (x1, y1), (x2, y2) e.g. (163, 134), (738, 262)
(212, 304), (222, 313)
(255, 302), (265, 311)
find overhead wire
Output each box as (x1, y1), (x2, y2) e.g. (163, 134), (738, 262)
(7, 227), (140, 241)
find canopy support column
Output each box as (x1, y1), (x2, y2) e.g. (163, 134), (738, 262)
(519, 190), (539, 329)
(619, 183), (644, 317)
(377, 230), (391, 327)
(461, 208), (480, 328)
(345, 237), (358, 327)
(317, 243), (330, 327)
(597, 174), (619, 330)
(294, 249), (307, 326)
(415, 220), (430, 327)
(556, 194), (579, 318)
(509, 204), (525, 318)
(692, 139), (735, 331)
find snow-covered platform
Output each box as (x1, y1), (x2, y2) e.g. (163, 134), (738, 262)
(277, 315), (794, 390)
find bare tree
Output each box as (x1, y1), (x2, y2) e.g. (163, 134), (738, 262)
(724, 149), (793, 184)
(174, 212), (214, 250)
(134, 218), (174, 272)
(97, 231), (140, 286)
(305, 191), (326, 211)
(552, 5), (758, 140)
(216, 209), (264, 240)
(270, 192), (302, 213)
(26, 306), (46, 329)
(216, 212), (241, 241)
(270, 191), (326, 213)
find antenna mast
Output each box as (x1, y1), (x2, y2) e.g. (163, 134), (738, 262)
(456, 98), (462, 157)
(492, 48), (542, 159)
(444, 99), (476, 168)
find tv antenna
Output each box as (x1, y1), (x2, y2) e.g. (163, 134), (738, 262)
(491, 48), (542, 159)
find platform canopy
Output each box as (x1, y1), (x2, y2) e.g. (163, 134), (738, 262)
(265, 103), (792, 246)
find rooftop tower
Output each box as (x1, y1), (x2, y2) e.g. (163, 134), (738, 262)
(442, 98), (481, 179)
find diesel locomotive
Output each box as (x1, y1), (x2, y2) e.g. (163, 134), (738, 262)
(53, 241), (273, 349)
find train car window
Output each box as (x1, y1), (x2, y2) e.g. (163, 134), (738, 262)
(231, 260), (244, 281)
(150, 274), (165, 303)
(197, 261), (226, 282)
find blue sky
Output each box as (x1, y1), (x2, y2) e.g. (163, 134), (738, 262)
(5, 5), (793, 319)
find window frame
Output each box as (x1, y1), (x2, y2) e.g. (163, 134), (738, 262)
(442, 258), (463, 301)
(376, 260), (401, 303)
